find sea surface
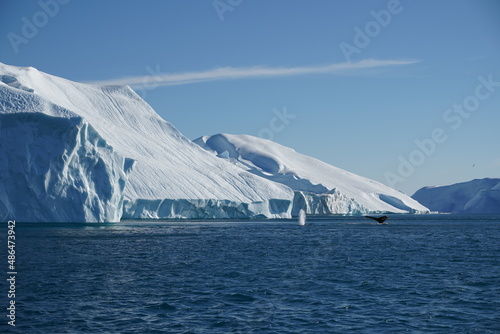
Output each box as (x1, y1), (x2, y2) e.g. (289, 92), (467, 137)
(1, 214), (500, 333)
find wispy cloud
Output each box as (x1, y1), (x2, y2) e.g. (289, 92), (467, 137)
(89, 59), (419, 88)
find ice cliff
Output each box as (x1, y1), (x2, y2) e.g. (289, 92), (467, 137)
(0, 112), (132, 222)
(412, 178), (500, 213)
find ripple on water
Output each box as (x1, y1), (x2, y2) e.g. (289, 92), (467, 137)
(6, 216), (500, 333)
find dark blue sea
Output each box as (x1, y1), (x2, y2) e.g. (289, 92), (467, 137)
(2, 215), (500, 333)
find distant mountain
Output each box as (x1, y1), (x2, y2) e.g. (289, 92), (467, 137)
(195, 134), (429, 215)
(412, 178), (500, 213)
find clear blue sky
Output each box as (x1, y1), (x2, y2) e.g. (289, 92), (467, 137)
(1, 0), (499, 195)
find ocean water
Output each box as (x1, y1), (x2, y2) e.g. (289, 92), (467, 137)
(2, 214), (500, 333)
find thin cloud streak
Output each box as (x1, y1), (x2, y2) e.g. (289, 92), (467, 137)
(90, 59), (420, 87)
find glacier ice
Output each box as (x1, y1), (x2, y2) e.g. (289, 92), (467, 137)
(0, 112), (132, 222)
(0, 62), (428, 222)
(195, 134), (429, 215)
(292, 190), (366, 216)
(412, 178), (500, 213)
(122, 198), (291, 220)
(0, 62), (293, 221)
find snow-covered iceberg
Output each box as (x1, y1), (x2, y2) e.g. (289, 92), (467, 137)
(0, 63), (293, 221)
(0, 62), (428, 222)
(194, 134), (429, 214)
(412, 178), (500, 213)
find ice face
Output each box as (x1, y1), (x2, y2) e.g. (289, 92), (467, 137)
(0, 113), (131, 222)
(412, 178), (500, 213)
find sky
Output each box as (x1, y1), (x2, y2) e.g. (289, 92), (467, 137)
(1, 0), (499, 195)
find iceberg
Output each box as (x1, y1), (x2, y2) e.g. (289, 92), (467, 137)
(0, 63), (293, 221)
(412, 178), (500, 213)
(194, 134), (429, 214)
(0, 62), (428, 222)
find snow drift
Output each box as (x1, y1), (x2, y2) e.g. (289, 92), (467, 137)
(412, 178), (500, 213)
(0, 62), (293, 221)
(195, 134), (429, 214)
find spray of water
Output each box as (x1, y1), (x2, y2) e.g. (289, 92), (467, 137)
(298, 209), (306, 226)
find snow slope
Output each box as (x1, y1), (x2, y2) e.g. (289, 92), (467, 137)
(195, 134), (429, 214)
(0, 63), (293, 221)
(412, 178), (500, 213)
